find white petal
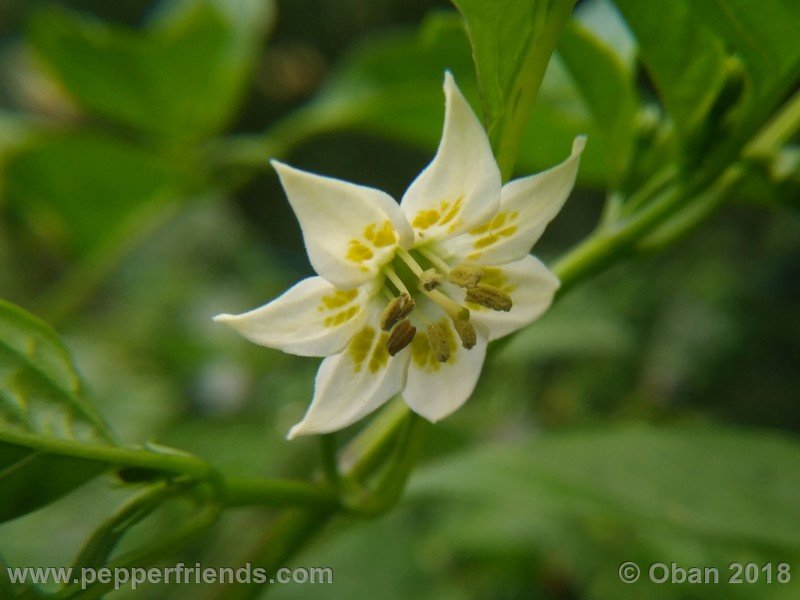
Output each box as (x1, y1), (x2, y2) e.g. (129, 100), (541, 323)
(403, 318), (488, 422)
(439, 136), (585, 265)
(400, 72), (501, 243)
(287, 321), (410, 438)
(449, 255), (560, 341)
(272, 161), (413, 289)
(214, 276), (372, 357)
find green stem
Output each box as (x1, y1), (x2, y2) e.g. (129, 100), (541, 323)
(344, 413), (427, 516)
(339, 398), (411, 483)
(222, 477), (338, 509)
(2, 430), (215, 480)
(319, 433), (342, 492)
(61, 503), (222, 600)
(744, 87), (800, 158)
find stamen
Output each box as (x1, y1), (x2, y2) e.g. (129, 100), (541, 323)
(466, 285), (513, 312)
(418, 247), (451, 275)
(426, 323), (450, 363)
(420, 268), (442, 291)
(452, 318), (477, 350)
(449, 264), (483, 288)
(386, 318), (416, 356)
(379, 293), (415, 331)
(422, 288), (470, 321)
(395, 247), (425, 277)
(383, 265), (410, 296)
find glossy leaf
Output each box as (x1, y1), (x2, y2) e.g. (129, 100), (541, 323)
(452, 0), (577, 175)
(0, 299), (113, 522)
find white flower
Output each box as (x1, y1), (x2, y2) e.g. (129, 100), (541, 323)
(215, 73), (584, 439)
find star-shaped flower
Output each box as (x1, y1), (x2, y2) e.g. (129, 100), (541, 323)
(215, 73), (584, 439)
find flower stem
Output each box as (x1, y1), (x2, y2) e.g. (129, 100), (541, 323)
(222, 477), (339, 509)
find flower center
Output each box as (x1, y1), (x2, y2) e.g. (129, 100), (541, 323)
(377, 246), (513, 361)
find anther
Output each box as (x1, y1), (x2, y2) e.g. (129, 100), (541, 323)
(448, 264), (483, 288)
(387, 318), (416, 356)
(466, 285), (513, 312)
(427, 323), (451, 363)
(420, 269), (442, 291)
(452, 318), (477, 350)
(379, 293), (415, 331)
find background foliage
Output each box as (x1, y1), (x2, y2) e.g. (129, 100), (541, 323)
(0, 0), (799, 598)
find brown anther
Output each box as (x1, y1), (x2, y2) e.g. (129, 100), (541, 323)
(426, 323), (451, 363)
(386, 318), (416, 356)
(379, 293), (415, 331)
(466, 285), (513, 312)
(448, 264), (483, 288)
(452, 318), (477, 350)
(420, 268), (442, 291)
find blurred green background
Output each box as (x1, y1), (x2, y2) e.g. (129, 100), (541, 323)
(1, 0), (799, 598)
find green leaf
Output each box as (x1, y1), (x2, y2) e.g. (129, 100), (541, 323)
(4, 132), (181, 255)
(452, 0), (577, 176)
(687, 0), (800, 99)
(299, 12), (606, 186)
(613, 0), (729, 143)
(307, 13), (477, 151)
(0, 298), (113, 522)
(410, 426), (800, 597)
(28, 0), (274, 141)
(0, 300), (212, 522)
(557, 20), (638, 185)
(412, 425), (800, 547)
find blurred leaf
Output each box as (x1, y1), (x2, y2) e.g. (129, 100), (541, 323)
(307, 13), (477, 151)
(557, 20), (637, 185)
(28, 0), (274, 141)
(687, 0), (800, 100)
(4, 132), (180, 254)
(410, 425), (800, 598)
(304, 12), (607, 185)
(411, 425), (800, 547)
(574, 0), (635, 68)
(451, 0), (576, 175)
(0, 298), (113, 522)
(495, 290), (635, 365)
(613, 0), (728, 144)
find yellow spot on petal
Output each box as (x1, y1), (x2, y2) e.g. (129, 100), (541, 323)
(440, 196), (463, 225)
(319, 289), (358, 311)
(364, 221), (397, 248)
(412, 209), (440, 230)
(481, 267), (514, 292)
(348, 327), (375, 372)
(469, 211), (519, 250)
(368, 332), (390, 373)
(412, 197), (463, 231)
(346, 240), (374, 263)
(323, 305), (360, 327)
